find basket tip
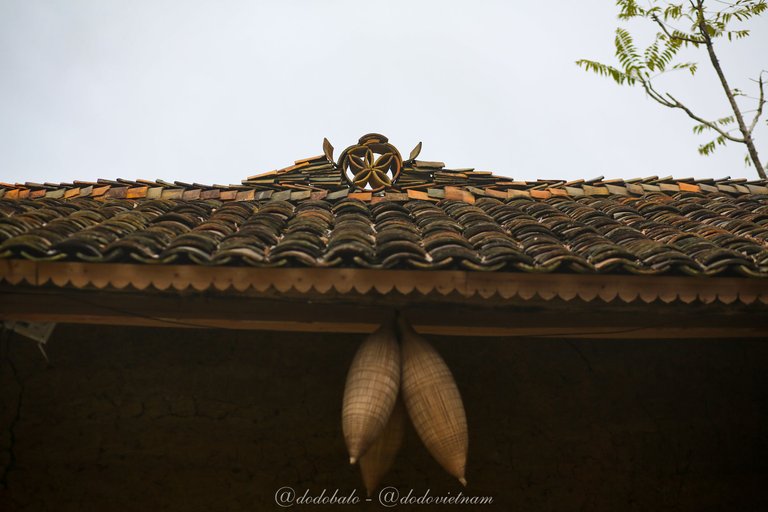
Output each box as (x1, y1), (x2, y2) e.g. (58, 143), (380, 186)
(349, 456), (357, 465)
(459, 477), (467, 486)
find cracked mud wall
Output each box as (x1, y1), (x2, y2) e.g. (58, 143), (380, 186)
(1, 324), (767, 511)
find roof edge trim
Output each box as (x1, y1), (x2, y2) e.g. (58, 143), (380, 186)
(1, 259), (766, 306)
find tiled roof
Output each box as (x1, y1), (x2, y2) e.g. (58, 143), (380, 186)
(1, 135), (768, 278)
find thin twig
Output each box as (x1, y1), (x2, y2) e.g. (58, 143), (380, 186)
(747, 71), (765, 135)
(652, 15), (705, 44)
(666, 93), (746, 142)
(640, 78), (746, 142)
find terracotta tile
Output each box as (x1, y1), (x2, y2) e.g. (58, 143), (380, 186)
(407, 190), (430, 200)
(162, 188), (184, 199)
(507, 189), (530, 199)
(126, 186), (149, 199)
(348, 192), (372, 202)
(548, 188), (569, 197)
(105, 186), (129, 198)
(200, 189), (221, 200)
(444, 187), (465, 201)
(236, 190), (256, 201)
(678, 182), (701, 192)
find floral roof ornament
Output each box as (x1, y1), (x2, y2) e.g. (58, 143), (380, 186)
(331, 133), (419, 192)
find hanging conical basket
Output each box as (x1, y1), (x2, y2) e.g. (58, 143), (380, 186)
(359, 397), (406, 496)
(399, 316), (468, 485)
(342, 322), (400, 464)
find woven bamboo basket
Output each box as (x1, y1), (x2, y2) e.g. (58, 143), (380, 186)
(359, 398), (405, 496)
(342, 322), (400, 464)
(399, 316), (468, 485)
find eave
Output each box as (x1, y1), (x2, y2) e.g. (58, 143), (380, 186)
(1, 260), (766, 339)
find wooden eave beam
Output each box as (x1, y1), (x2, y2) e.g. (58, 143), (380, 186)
(1, 261), (766, 339)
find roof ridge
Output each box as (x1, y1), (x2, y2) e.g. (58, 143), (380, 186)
(3, 133), (768, 203)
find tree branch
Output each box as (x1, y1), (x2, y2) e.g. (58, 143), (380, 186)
(579, 0), (767, 179)
(747, 72), (765, 135)
(695, 0), (765, 177)
(666, 93), (746, 141)
(642, 77), (744, 142)
(641, 80), (675, 107)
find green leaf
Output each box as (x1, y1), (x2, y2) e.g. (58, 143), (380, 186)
(692, 115), (735, 135)
(716, 115), (735, 126)
(698, 141), (715, 155)
(614, 28), (651, 82)
(726, 29), (750, 41)
(698, 135), (728, 156)
(575, 59), (637, 85)
(671, 62), (698, 75)
(644, 37), (662, 71)
(617, 0), (644, 19)
(663, 3), (683, 20)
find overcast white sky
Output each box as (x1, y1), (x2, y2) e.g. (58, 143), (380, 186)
(1, 1), (766, 185)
